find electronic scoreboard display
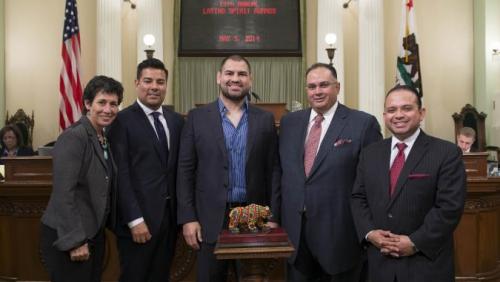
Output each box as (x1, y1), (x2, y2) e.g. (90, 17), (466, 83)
(179, 0), (301, 56)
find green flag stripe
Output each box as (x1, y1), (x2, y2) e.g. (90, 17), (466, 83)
(397, 60), (415, 87)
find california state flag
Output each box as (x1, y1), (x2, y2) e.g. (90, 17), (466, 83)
(396, 0), (423, 97)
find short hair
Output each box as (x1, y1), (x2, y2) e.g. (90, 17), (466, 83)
(219, 55), (252, 73)
(386, 85), (422, 109)
(459, 127), (476, 139)
(82, 75), (124, 115)
(305, 63), (338, 80)
(0, 124), (23, 147)
(136, 58), (169, 80)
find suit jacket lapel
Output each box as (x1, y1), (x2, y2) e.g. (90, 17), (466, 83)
(387, 131), (429, 208)
(297, 109), (312, 176)
(82, 116), (108, 170)
(207, 101), (228, 161)
(162, 105), (177, 169)
(131, 102), (165, 165)
(377, 139), (392, 205)
(307, 104), (348, 178)
(245, 105), (257, 162)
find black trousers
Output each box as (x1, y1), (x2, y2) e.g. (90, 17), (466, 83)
(40, 224), (105, 282)
(287, 215), (364, 282)
(195, 204), (242, 282)
(116, 205), (176, 282)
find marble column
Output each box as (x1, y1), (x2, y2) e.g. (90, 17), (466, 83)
(317, 0), (345, 102)
(96, 0), (122, 81)
(0, 0), (5, 122)
(358, 0), (384, 125)
(137, 0), (163, 62)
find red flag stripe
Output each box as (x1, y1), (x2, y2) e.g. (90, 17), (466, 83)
(59, 0), (82, 131)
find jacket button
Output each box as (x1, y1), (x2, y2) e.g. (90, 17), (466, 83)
(388, 213), (393, 218)
(105, 176), (109, 181)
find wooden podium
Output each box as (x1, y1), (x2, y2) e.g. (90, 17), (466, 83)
(195, 102), (288, 127)
(453, 153), (500, 281)
(214, 228), (294, 282)
(462, 152), (489, 178)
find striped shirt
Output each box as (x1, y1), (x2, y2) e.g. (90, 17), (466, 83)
(218, 98), (248, 203)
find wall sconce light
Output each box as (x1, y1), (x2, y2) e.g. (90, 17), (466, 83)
(343, 0), (353, 9)
(123, 0), (136, 9)
(325, 33), (337, 66)
(492, 42), (500, 56)
(143, 34), (156, 59)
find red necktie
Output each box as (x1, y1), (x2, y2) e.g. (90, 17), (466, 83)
(390, 142), (407, 196)
(304, 114), (324, 177)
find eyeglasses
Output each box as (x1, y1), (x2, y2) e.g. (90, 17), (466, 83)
(306, 81), (337, 91)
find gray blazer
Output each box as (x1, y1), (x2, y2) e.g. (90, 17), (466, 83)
(41, 116), (116, 251)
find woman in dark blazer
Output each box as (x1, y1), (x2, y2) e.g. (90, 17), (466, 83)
(40, 75), (123, 282)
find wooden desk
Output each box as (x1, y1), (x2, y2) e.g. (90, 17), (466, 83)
(454, 177), (500, 281)
(1, 156), (499, 281)
(214, 241), (294, 282)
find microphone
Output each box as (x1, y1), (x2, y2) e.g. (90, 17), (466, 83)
(247, 91), (261, 102)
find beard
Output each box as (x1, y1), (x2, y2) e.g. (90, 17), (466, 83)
(219, 84), (250, 102)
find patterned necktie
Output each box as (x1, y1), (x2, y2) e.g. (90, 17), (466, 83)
(304, 113), (324, 177)
(390, 142), (407, 196)
(151, 112), (169, 163)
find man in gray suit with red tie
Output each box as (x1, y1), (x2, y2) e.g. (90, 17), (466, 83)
(108, 58), (184, 282)
(351, 85), (466, 282)
(273, 63), (382, 281)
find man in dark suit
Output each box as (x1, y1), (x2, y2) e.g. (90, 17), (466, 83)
(351, 85), (467, 282)
(177, 55), (279, 282)
(108, 58), (184, 282)
(273, 63), (382, 281)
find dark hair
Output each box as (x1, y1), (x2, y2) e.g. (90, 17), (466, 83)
(386, 85), (422, 109)
(219, 55), (252, 73)
(0, 124), (23, 148)
(82, 75), (124, 114)
(305, 63), (338, 80)
(136, 58), (169, 80)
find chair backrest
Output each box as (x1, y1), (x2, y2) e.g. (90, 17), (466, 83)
(5, 109), (34, 148)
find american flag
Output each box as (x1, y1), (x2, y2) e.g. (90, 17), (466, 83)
(59, 0), (83, 130)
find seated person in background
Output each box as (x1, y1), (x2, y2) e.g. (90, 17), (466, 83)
(457, 127), (476, 153)
(0, 124), (34, 161)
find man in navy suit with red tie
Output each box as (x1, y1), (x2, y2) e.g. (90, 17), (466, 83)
(351, 85), (467, 282)
(273, 63), (382, 281)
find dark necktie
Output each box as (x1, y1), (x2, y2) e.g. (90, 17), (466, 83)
(304, 113), (324, 177)
(151, 112), (169, 163)
(390, 142), (407, 196)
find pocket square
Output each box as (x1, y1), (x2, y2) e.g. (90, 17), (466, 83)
(334, 138), (352, 147)
(408, 173), (431, 179)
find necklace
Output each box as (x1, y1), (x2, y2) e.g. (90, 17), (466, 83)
(98, 135), (109, 160)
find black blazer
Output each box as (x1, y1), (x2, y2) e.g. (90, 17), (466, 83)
(274, 104), (382, 274)
(108, 102), (184, 237)
(351, 131), (467, 282)
(41, 116), (117, 251)
(176, 101), (279, 243)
